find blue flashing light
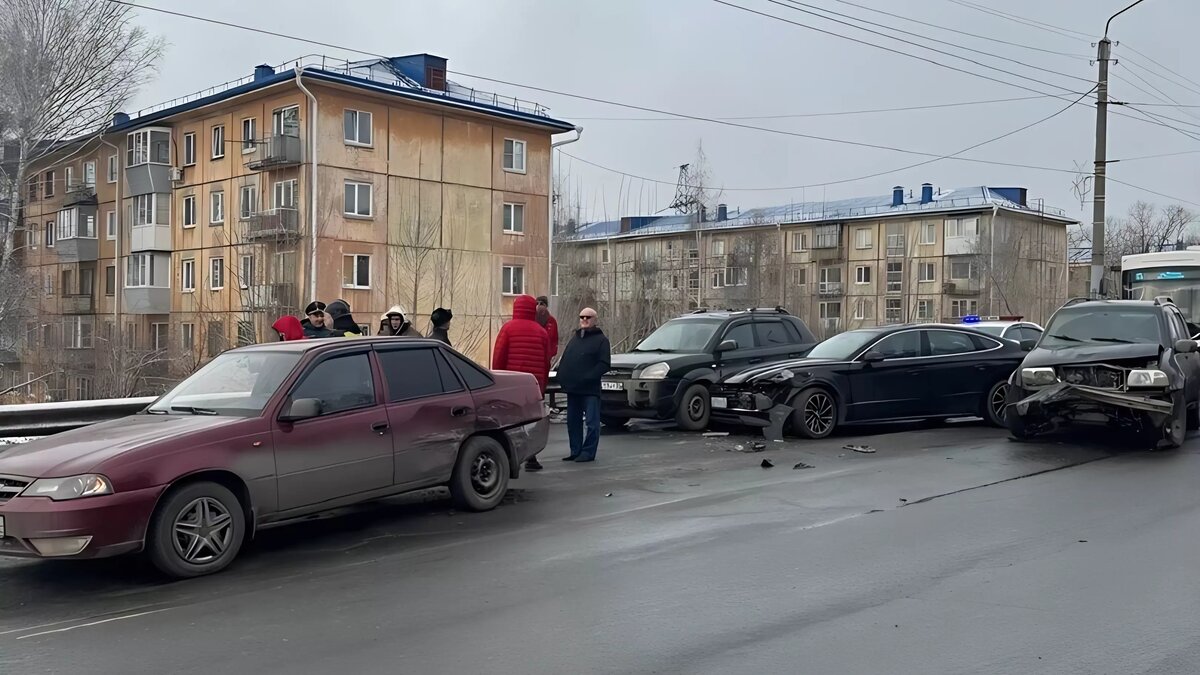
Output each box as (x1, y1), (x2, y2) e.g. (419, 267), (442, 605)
(961, 315), (981, 324)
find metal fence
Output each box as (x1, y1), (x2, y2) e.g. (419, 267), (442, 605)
(0, 397), (155, 438)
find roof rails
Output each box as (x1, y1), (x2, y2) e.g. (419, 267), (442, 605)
(744, 306), (790, 315)
(1062, 297), (1093, 307)
(1153, 295), (1176, 306)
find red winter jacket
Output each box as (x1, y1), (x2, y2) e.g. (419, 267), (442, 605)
(493, 295), (551, 392)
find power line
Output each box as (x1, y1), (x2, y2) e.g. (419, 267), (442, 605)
(946, 0), (1093, 42)
(1107, 177), (1200, 209)
(1121, 56), (1200, 99)
(1118, 105), (1200, 144)
(1123, 44), (1200, 97)
(1110, 149), (1200, 163)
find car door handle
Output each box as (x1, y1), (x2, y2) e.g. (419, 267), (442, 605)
(451, 406), (471, 417)
(788, 353), (802, 358)
(371, 422), (390, 435)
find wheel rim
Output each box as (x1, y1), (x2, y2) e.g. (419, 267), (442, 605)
(688, 394), (706, 421)
(172, 497), (235, 565)
(990, 383), (1008, 422)
(804, 392), (834, 435)
(471, 451), (501, 498)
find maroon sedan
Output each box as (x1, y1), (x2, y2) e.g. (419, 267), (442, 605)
(0, 338), (547, 577)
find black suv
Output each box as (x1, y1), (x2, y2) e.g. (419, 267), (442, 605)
(598, 308), (818, 430)
(1006, 297), (1200, 448)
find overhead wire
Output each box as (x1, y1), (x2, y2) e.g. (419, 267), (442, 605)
(945, 0), (1094, 42)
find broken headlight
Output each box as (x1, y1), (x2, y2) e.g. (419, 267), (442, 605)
(1127, 369), (1168, 389)
(1021, 367), (1057, 387)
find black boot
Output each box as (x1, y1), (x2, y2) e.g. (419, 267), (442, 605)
(525, 457), (544, 471)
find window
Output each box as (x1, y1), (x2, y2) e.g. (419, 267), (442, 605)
(181, 323), (195, 352)
(210, 257), (225, 290)
(107, 154), (118, 182)
(754, 321), (792, 346)
(502, 138), (526, 172)
(237, 321), (256, 347)
(928, 330), (977, 355)
(854, 298), (874, 320)
(183, 132), (196, 166)
(83, 161), (96, 187)
(106, 211), (116, 239)
(949, 261), (976, 280)
(211, 125), (225, 159)
(72, 376), (92, 401)
(105, 265), (115, 296)
(64, 166), (74, 190)
(273, 180), (297, 209)
(28, 174), (39, 202)
(792, 267), (807, 285)
(43, 271), (53, 296)
(183, 195), (197, 227)
(872, 330), (919, 358)
(44, 170), (55, 197)
(818, 266), (842, 294)
(945, 217), (979, 238)
(919, 262), (935, 282)
(343, 110), (373, 146)
(717, 323), (754, 350)
(814, 224), (840, 249)
(79, 268), (94, 296)
(341, 254), (371, 289)
(206, 321), (226, 358)
(920, 221), (936, 244)
(819, 302), (842, 319)
(182, 258), (196, 292)
(132, 193), (169, 227)
(950, 299), (978, 318)
(210, 191), (224, 224)
(126, 253), (157, 287)
(688, 269), (700, 290)
(241, 118), (257, 152)
(239, 184), (257, 220)
(445, 351), (494, 390)
(886, 261), (903, 293)
(274, 106), (300, 137)
(151, 323), (169, 351)
(711, 270), (725, 289)
(854, 228), (872, 249)
(344, 181), (372, 217)
(240, 254), (255, 289)
(61, 269), (73, 297)
(501, 265), (524, 295)
(291, 353), (376, 415)
(855, 265), (872, 284)
(792, 232), (808, 252)
(726, 267), (748, 287)
(127, 129), (169, 166)
(503, 203), (525, 233)
(601, 248), (610, 264)
(44, 220), (55, 247)
(916, 299), (934, 321)
(711, 240), (726, 256)
(378, 348), (463, 401)
(885, 297), (903, 324)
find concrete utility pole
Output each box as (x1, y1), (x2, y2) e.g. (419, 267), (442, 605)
(1091, 0), (1148, 298)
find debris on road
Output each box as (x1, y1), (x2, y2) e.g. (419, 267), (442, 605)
(1078, 539), (1088, 543)
(733, 444), (745, 452)
(605, 492), (613, 498)
(702, 432), (729, 437)
(760, 459), (774, 468)
(845, 444), (876, 454)
(751, 442), (766, 451)
(792, 462), (814, 470)
(728, 443), (768, 453)
(899, 498), (908, 503)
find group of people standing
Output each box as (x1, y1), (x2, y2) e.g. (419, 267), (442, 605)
(272, 300), (455, 344)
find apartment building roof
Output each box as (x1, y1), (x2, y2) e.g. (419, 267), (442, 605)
(106, 54), (576, 135)
(561, 184), (1078, 242)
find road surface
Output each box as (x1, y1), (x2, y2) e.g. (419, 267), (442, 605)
(2, 421), (1197, 674)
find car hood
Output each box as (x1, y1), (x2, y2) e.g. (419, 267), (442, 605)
(724, 357), (845, 384)
(1021, 342), (1161, 368)
(0, 414), (244, 478)
(608, 351), (711, 372)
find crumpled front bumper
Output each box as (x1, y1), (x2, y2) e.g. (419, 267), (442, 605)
(1013, 382), (1174, 422)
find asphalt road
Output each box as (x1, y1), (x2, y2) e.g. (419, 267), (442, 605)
(2, 420), (1198, 674)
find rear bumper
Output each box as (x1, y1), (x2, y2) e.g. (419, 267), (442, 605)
(0, 484), (162, 559)
(504, 417), (550, 475)
(599, 378), (679, 419)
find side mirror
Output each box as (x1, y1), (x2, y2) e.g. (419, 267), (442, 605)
(281, 397), (322, 421)
(860, 351), (885, 363)
(1019, 339), (1037, 352)
(717, 339), (738, 352)
(1175, 339), (1198, 354)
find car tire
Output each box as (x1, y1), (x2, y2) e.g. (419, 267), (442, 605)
(1187, 397), (1200, 431)
(146, 481), (246, 579)
(449, 436), (511, 512)
(982, 380), (1009, 427)
(1158, 392), (1187, 450)
(600, 416), (630, 429)
(674, 384), (711, 431)
(789, 387), (837, 439)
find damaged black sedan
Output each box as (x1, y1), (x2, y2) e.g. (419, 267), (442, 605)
(710, 325), (1025, 439)
(1006, 298), (1200, 448)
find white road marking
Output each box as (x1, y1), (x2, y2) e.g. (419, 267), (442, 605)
(15, 608), (172, 640)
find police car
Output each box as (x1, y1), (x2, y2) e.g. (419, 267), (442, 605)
(959, 315), (1044, 343)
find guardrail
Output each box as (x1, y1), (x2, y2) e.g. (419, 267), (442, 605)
(0, 396), (156, 438)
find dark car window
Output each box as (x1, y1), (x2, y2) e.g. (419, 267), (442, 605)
(782, 320), (804, 342)
(721, 322), (756, 350)
(435, 351), (465, 392)
(928, 330), (977, 356)
(871, 331), (920, 359)
(377, 348), (462, 402)
(754, 321), (792, 346)
(291, 352), (376, 415)
(1168, 311), (1189, 341)
(445, 351), (494, 390)
(969, 333), (1003, 351)
(1015, 326), (1041, 342)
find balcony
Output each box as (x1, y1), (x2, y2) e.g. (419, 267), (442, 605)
(64, 183), (97, 207)
(130, 223), (172, 252)
(243, 283), (298, 312)
(942, 280), (981, 295)
(123, 287), (170, 314)
(62, 294), (95, 314)
(245, 134), (302, 171)
(818, 282), (844, 296)
(55, 207), (99, 262)
(243, 208), (300, 240)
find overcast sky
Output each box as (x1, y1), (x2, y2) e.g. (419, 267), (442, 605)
(127, 0), (1200, 229)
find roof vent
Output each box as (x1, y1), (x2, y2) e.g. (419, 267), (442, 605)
(717, 204), (728, 222)
(892, 186), (904, 207)
(920, 183), (934, 204)
(112, 112), (129, 126)
(390, 54), (448, 91)
(253, 64), (274, 82)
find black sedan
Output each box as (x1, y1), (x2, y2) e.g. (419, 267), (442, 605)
(709, 324), (1030, 438)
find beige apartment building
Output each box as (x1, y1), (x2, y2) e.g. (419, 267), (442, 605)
(14, 54), (575, 400)
(554, 184), (1077, 349)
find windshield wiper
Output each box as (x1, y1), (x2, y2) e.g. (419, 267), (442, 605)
(1048, 333), (1084, 343)
(1090, 337), (1136, 344)
(633, 347), (675, 353)
(170, 405), (218, 416)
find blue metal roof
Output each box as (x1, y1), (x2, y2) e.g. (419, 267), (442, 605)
(560, 186), (1076, 242)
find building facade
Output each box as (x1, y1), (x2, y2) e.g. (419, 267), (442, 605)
(14, 54), (574, 400)
(554, 184), (1077, 351)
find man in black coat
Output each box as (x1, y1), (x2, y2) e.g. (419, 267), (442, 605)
(300, 301), (337, 338)
(555, 307), (611, 463)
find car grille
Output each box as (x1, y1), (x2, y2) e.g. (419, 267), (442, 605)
(604, 369), (633, 381)
(0, 476), (30, 504)
(1058, 365), (1124, 390)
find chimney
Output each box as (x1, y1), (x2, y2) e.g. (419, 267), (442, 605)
(716, 204), (728, 222)
(111, 112), (130, 127)
(390, 54), (449, 91)
(892, 186), (904, 207)
(699, 205), (708, 223)
(920, 183), (934, 204)
(253, 64), (275, 82)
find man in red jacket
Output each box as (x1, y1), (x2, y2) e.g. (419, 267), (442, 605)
(493, 294), (552, 471)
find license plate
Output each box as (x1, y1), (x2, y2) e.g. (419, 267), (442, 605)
(711, 396), (728, 409)
(0, 515), (5, 538)
(601, 381), (624, 391)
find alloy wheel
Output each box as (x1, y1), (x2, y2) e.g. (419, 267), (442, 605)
(990, 383), (1008, 423)
(471, 452), (501, 498)
(687, 395), (706, 420)
(172, 497), (235, 564)
(804, 392), (834, 436)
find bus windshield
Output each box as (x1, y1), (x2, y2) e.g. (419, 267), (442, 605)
(1125, 275), (1200, 324)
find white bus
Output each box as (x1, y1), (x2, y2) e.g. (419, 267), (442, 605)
(1122, 247), (1200, 322)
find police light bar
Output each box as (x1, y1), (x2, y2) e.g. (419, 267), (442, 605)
(961, 315), (981, 323)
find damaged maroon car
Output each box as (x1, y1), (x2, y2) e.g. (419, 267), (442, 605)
(1005, 298), (1200, 448)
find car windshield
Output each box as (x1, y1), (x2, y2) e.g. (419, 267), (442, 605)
(805, 330), (881, 360)
(634, 318), (722, 352)
(147, 350), (301, 416)
(971, 325), (1005, 337)
(1041, 306), (1162, 348)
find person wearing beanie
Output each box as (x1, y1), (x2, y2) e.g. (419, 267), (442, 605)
(428, 307), (453, 345)
(378, 306), (422, 337)
(326, 299), (363, 336)
(300, 301), (337, 338)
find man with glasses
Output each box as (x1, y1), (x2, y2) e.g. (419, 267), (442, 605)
(556, 307), (611, 463)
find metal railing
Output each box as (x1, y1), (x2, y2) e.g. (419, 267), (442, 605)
(245, 134), (302, 170)
(243, 208), (300, 239)
(0, 397), (155, 437)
